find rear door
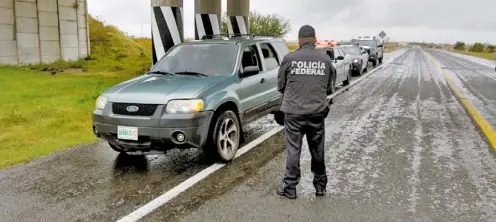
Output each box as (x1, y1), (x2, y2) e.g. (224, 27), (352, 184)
(257, 41), (284, 111)
(333, 47), (344, 83)
(339, 48), (350, 76)
(238, 44), (265, 124)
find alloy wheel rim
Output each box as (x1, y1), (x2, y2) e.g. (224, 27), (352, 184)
(218, 118), (239, 158)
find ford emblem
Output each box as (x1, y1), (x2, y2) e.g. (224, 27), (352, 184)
(126, 105), (139, 112)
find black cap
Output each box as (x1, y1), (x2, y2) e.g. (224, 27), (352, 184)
(298, 25), (316, 38)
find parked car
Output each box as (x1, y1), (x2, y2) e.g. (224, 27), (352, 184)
(355, 36), (384, 66)
(92, 36), (290, 162)
(340, 44), (369, 76)
(315, 45), (352, 89)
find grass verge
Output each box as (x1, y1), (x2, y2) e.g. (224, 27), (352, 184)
(0, 16), (150, 169)
(454, 50), (496, 61)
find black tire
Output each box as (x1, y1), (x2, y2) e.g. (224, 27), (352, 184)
(328, 76), (336, 104)
(372, 58), (377, 67)
(205, 110), (241, 162)
(274, 111), (284, 126)
(363, 62), (368, 73)
(355, 63), (363, 76)
(108, 142), (128, 154)
(378, 56), (383, 64)
(343, 68), (351, 86)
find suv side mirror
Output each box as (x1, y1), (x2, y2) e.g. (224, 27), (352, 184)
(336, 56), (344, 60)
(378, 44), (383, 47)
(362, 51), (367, 54)
(241, 66), (259, 77)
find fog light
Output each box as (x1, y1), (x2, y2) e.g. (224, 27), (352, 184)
(176, 133), (185, 142)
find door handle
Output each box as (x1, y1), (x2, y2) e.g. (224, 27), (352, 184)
(260, 78), (266, 83)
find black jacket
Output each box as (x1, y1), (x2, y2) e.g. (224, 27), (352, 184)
(277, 44), (336, 115)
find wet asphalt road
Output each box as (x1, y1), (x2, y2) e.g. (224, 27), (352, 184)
(144, 48), (496, 221)
(0, 51), (397, 222)
(428, 49), (496, 129)
(0, 114), (279, 222)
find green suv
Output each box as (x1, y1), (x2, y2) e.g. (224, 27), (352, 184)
(92, 36), (289, 162)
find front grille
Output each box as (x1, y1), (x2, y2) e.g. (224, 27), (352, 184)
(112, 103), (158, 116)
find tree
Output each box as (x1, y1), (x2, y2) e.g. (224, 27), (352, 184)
(470, 42), (484, 52)
(454, 41), (465, 50)
(487, 45), (495, 53)
(221, 11), (291, 38)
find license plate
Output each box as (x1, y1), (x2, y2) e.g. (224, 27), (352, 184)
(117, 126), (138, 141)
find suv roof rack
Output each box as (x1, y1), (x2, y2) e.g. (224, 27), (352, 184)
(201, 34), (278, 40)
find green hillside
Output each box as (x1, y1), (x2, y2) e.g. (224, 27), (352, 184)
(0, 16), (152, 169)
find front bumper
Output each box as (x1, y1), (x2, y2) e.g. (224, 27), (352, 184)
(92, 103), (214, 151)
(368, 53), (376, 61)
(351, 62), (361, 70)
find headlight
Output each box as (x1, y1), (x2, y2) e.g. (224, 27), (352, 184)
(95, 96), (108, 110)
(353, 59), (359, 63)
(166, 99), (204, 114)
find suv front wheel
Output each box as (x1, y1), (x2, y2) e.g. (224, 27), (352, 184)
(206, 110), (241, 162)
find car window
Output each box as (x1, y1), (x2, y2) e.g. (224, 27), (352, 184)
(342, 46), (360, 55)
(270, 41), (290, 61)
(316, 47), (334, 60)
(151, 43), (239, 76)
(259, 43), (279, 71)
(335, 48), (343, 58)
(241, 44), (262, 72)
(358, 39), (377, 47)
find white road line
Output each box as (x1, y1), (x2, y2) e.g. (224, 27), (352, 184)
(116, 51), (406, 222)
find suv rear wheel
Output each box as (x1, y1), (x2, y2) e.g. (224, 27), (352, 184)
(205, 110), (241, 162)
(378, 56), (383, 64)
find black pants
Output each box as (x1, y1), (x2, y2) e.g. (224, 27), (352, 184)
(282, 111), (328, 191)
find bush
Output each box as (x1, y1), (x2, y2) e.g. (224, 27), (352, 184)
(221, 10), (291, 38)
(470, 43), (484, 52)
(487, 45), (495, 53)
(454, 41), (465, 50)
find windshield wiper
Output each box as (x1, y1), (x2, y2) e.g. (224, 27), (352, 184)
(148, 71), (175, 76)
(174, 71), (208, 77)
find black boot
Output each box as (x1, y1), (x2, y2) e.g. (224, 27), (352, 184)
(315, 188), (326, 197)
(276, 183), (297, 199)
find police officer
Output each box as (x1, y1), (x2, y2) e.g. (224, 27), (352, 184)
(276, 25), (336, 199)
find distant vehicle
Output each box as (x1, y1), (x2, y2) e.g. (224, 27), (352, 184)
(316, 40), (337, 47)
(92, 35), (290, 162)
(354, 36), (384, 66)
(340, 44), (369, 76)
(315, 45), (352, 90)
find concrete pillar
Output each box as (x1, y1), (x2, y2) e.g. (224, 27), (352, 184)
(194, 0), (221, 40)
(0, 0), (18, 65)
(77, 0), (89, 58)
(15, 0), (41, 64)
(0, 0), (89, 65)
(38, 0), (61, 63)
(151, 0), (183, 65)
(58, 0), (79, 61)
(226, 0), (249, 36)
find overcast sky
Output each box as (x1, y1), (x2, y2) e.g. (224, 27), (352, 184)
(88, 0), (496, 44)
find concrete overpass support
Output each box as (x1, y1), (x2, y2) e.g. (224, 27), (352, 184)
(0, 0), (17, 64)
(151, 0), (183, 64)
(226, 0), (249, 36)
(0, 0), (89, 65)
(194, 0), (221, 40)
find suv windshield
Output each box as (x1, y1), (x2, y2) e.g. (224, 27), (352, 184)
(358, 40), (377, 47)
(150, 43), (239, 76)
(342, 46), (360, 55)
